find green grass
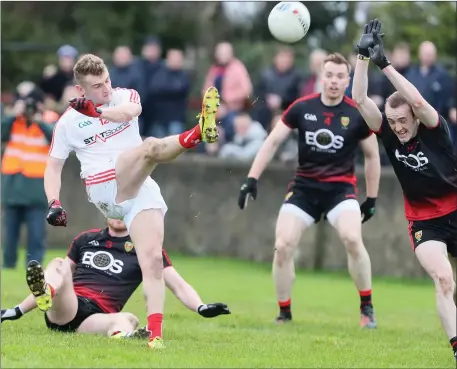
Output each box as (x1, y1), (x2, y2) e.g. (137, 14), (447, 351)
(1, 250), (454, 368)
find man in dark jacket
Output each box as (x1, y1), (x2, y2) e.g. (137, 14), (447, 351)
(253, 47), (302, 129)
(146, 49), (190, 138)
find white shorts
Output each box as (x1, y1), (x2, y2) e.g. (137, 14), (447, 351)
(84, 168), (168, 231)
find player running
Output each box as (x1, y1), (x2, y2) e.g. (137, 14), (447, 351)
(1, 218), (230, 337)
(44, 54), (220, 348)
(238, 53), (381, 328)
(352, 19), (457, 361)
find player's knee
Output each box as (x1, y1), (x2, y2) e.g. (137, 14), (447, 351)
(142, 137), (164, 163)
(140, 250), (164, 279)
(47, 257), (70, 276)
(274, 238), (296, 264)
(432, 271), (454, 295)
(340, 232), (363, 254)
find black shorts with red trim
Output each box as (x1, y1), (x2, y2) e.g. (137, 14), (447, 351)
(44, 296), (105, 333)
(284, 177), (358, 223)
(408, 210), (457, 257)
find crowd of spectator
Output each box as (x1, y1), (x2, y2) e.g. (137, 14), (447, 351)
(1, 36), (455, 269)
(3, 37), (456, 165)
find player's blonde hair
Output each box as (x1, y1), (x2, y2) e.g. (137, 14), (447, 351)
(73, 54), (107, 83)
(323, 53), (351, 74)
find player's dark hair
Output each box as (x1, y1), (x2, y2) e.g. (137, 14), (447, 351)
(323, 53), (351, 74)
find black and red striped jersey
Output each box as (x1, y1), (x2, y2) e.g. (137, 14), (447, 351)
(375, 114), (457, 221)
(67, 228), (172, 313)
(282, 93), (372, 188)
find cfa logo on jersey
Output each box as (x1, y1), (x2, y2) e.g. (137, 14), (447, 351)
(78, 120), (92, 128)
(304, 113), (317, 121)
(82, 251), (124, 274)
(84, 122), (130, 146)
(88, 240), (99, 246)
(395, 150), (429, 170)
(305, 129), (344, 152)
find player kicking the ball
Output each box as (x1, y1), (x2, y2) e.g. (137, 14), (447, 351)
(1, 219), (230, 337)
(44, 54), (220, 348)
(238, 53), (381, 328)
(352, 19), (457, 361)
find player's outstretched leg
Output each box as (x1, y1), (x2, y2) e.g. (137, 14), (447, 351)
(26, 258), (79, 324)
(114, 86), (220, 204)
(328, 203), (376, 329)
(273, 209), (308, 323)
(415, 241), (457, 360)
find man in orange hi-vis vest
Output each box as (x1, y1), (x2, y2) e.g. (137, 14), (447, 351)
(1, 96), (56, 268)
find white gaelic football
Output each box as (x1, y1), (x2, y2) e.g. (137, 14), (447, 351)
(268, 2), (311, 43)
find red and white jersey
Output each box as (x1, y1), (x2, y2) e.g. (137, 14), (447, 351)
(49, 88), (143, 178)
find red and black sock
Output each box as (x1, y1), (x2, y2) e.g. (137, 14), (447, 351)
(278, 299), (291, 315)
(359, 289), (372, 307)
(450, 336), (457, 353)
(179, 124), (201, 149)
(147, 313), (163, 341)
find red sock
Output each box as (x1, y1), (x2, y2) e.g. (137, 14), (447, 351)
(179, 124), (201, 149)
(147, 313), (163, 340)
(359, 289), (372, 305)
(278, 299), (291, 313)
(47, 284), (55, 298)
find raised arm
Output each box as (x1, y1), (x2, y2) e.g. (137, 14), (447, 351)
(382, 65), (438, 128)
(366, 19), (438, 128)
(352, 19), (383, 131)
(359, 134), (380, 199)
(352, 58), (383, 131)
(98, 89), (142, 123)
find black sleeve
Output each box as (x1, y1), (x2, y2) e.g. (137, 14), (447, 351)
(67, 233), (86, 263)
(281, 100), (302, 129)
(162, 250), (173, 268)
(420, 115), (453, 143)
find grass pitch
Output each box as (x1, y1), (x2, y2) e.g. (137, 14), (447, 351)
(1, 251), (453, 368)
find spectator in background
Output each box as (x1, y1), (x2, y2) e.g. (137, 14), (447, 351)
(380, 42), (411, 104)
(213, 112), (267, 161)
(301, 49), (327, 95)
(1, 94), (54, 269)
(202, 42), (252, 143)
(39, 45), (77, 102)
(54, 83), (79, 115)
(110, 46), (146, 100)
(147, 49), (190, 138)
(140, 37), (164, 137)
(253, 47), (302, 130)
(406, 41), (452, 119)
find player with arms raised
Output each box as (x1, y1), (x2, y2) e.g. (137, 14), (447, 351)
(238, 53), (381, 328)
(43, 54), (220, 349)
(352, 19), (457, 360)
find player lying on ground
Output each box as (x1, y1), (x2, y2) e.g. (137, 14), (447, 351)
(352, 18), (457, 361)
(1, 218), (230, 337)
(43, 54), (220, 348)
(238, 53), (381, 328)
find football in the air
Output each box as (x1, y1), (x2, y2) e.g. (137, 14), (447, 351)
(268, 2), (311, 44)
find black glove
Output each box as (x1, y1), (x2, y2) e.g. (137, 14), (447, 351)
(197, 303), (231, 318)
(368, 28), (391, 70)
(46, 199), (67, 227)
(238, 177), (258, 209)
(357, 19), (381, 58)
(360, 197), (377, 223)
(1, 306), (23, 323)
